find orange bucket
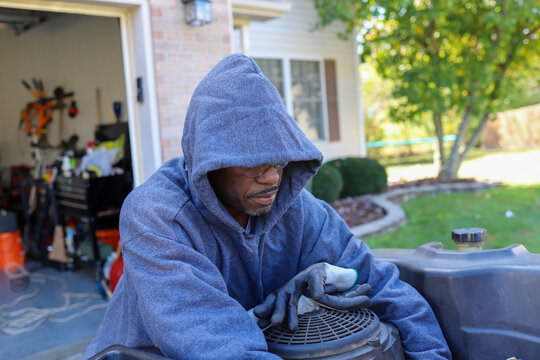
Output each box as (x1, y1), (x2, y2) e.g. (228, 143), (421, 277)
(0, 213), (25, 270)
(0, 230), (25, 270)
(96, 229), (120, 251)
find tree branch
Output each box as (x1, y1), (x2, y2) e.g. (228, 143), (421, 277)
(461, 113), (491, 158)
(433, 112), (445, 167)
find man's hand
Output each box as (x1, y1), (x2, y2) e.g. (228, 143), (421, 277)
(253, 263), (370, 330)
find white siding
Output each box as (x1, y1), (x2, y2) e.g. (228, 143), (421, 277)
(245, 0), (363, 160)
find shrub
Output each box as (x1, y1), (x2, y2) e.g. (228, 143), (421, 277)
(325, 158), (344, 170)
(339, 157), (387, 197)
(311, 163), (344, 203)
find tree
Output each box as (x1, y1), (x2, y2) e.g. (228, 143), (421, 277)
(361, 63), (440, 159)
(315, 0), (540, 178)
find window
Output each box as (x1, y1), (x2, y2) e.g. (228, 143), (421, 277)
(232, 26), (243, 54)
(255, 59), (285, 103)
(254, 58), (332, 142)
(290, 60), (324, 141)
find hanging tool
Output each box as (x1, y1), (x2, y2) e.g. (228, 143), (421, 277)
(21, 80), (41, 99)
(19, 79), (76, 178)
(113, 101), (122, 123)
(20, 80), (75, 139)
(68, 101), (79, 118)
(95, 88), (102, 125)
(54, 87), (67, 141)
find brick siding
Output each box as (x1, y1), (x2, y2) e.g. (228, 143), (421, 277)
(149, 0), (232, 161)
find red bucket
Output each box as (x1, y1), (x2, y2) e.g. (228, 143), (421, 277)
(96, 229), (120, 251)
(0, 213), (25, 270)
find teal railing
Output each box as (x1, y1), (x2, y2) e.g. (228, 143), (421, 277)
(366, 134), (457, 148)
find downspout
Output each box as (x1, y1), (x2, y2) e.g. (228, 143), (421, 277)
(352, 27), (366, 157)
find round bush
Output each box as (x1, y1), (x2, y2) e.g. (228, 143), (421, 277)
(339, 157), (387, 197)
(311, 163), (344, 203)
(325, 158), (344, 170)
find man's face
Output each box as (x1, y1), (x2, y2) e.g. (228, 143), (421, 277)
(209, 164), (284, 218)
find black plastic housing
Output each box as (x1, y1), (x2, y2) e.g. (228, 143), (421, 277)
(89, 345), (166, 360)
(373, 242), (540, 360)
(264, 307), (405, 359)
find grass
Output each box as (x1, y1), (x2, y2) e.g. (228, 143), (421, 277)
(364, 148), (540, 253)
(366, 185), (540, 253)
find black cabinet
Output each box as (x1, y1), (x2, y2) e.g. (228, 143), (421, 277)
(54, 174), (132, 270)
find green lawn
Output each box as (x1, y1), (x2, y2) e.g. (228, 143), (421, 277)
(365, 185), (540, 253)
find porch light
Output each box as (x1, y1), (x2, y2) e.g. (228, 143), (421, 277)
(182, 0), (212, 26)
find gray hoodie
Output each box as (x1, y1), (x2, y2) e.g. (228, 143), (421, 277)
(86, 54), (450, 359)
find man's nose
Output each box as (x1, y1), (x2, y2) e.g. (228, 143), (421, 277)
(256, 166), (281, 185)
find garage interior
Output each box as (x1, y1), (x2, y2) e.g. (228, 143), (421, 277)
(0, 8), (133, 358)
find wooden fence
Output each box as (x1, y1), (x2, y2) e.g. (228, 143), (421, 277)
(482, 103), (540, 149)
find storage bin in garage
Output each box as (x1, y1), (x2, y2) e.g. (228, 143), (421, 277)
(0, 212), (25, 270)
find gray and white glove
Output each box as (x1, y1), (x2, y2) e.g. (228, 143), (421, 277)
(253, 262), (370, 330)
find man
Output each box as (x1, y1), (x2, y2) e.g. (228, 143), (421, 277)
(86, 54), (451, 359)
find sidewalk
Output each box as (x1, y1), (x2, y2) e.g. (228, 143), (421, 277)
(387, 149), (540, 185)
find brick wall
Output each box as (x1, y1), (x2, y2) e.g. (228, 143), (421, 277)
(149, 0), (232, 161)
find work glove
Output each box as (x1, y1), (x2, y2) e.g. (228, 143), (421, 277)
(253, 262), (370, 330)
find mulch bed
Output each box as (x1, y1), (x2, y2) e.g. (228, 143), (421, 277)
(332, 177), (478, 228)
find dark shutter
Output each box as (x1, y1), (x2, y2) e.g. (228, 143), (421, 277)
(324, 59), (340, 142)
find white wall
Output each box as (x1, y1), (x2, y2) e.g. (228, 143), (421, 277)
(246, 0), (362, 161)
(0, 14), (126, 173)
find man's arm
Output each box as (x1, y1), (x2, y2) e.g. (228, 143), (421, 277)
(297, 191), (451, 360)
(121, 231), (280, 359)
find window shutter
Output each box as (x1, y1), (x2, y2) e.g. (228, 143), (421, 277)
(324, 59), (340, 142)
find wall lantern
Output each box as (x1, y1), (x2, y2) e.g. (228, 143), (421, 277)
(182, 0), (212, 26)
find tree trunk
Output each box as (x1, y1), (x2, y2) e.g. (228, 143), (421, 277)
(438, 112), (492, 179)
(433, 112), (445, 172)
(438, 104), (474, 179)
(462, 113), (490, 157)
(438, 155), (461, 179)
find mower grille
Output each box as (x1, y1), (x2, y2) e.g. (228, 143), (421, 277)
(264, 307), (378, 345)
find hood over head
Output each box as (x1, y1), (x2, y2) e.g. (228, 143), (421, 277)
(182, 54), (323, 232)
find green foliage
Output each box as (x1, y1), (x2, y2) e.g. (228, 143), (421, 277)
(366, 185), (540, 254)
(311, 163), (344, 203)
(501, 67), (540, 111)
(314, 0), (540, 178)
(361, 63), (461, 158)
(312, 158), (388, 201)
(339, 157), (388, 197)
(325, 158), (344, 170)
(362, 63), (424, 159)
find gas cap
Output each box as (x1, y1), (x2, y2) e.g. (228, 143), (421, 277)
(452, 228), (487, 251)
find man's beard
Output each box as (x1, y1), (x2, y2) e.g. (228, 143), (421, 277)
(243, 204), (273, 216)
(243, 185), (279, 216)
(216, 185), (278, 217)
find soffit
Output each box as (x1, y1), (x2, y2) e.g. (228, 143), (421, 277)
(232, 0), (291, 22)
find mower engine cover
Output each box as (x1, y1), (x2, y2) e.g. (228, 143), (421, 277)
(373, 242), (540, 360)
(264, 306), (405, 360)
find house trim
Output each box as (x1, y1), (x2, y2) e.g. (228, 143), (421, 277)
(352, 27), (366, 156)
(232, 0), (291, 21)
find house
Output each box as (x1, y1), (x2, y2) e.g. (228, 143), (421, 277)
(0, 3), (366, 357)
(0, 0), (365, 187)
